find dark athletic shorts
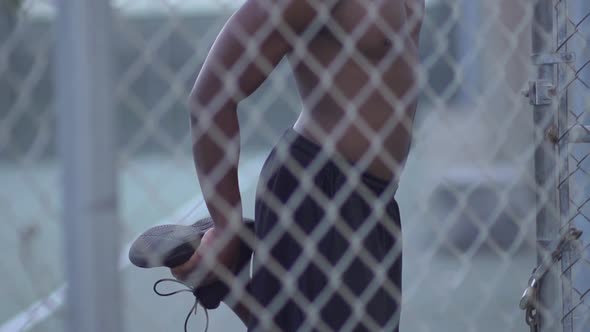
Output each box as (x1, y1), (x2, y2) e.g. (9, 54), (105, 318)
(248, 128), (402, 332)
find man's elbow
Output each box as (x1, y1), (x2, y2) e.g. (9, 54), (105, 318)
(187, 89), (216, 125)
(188, 91), (204, 126)
(188, 90), (239, 127)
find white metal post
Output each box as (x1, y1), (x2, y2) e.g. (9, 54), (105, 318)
(56, 1), (122, 332)
(532, 0), (563, 331)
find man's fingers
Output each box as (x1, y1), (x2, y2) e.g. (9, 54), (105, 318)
(170, 270), (182, 280)
(170, 267), (187, 281)
(170, 250), (203, 280)
(169, 227), (240, 285)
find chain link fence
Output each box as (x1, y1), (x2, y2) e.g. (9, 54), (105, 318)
(555, 0), (590, 330)
(0, 1), (63, 332)
(521, 0), (590, 331)
(0, 0), (589, 332)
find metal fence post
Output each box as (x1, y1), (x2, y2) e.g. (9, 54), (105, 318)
(555, 1), (573, 331)
(55, 1), (122, 332)
(531, 0), (564, 331)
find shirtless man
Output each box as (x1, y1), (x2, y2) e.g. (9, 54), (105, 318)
(172, 0), (424, 330)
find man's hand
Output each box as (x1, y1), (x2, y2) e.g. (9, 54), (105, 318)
(171, 227), (242, 286)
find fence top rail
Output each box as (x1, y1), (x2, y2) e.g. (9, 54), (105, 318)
(21, 0), (442, 18)
(21, 0), (243, 18)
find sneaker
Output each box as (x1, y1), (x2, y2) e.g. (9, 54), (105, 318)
(129, 217), (255, 331)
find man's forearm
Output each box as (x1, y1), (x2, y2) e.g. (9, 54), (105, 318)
(186, 0), (306, 228)
(190, 102), (242, 229)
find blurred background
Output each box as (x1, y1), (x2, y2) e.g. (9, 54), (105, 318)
(0, 0), (588, 331)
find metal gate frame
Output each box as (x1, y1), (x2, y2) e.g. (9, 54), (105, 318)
(529, 0), (590, 331)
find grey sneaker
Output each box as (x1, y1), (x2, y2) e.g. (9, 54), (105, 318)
(129, 217), (255, 331)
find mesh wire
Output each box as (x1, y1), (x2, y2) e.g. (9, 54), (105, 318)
(555, 0), (590, 330)
(1, 0), (589, 332)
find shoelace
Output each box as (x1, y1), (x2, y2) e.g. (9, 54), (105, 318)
(153, 278), (209, 332)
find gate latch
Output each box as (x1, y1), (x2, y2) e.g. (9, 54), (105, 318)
(523, 80), (555, 105)
(523, 52), (575, 105)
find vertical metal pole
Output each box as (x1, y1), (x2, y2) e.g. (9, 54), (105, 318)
(56, 1), (121, 332)
(532, 0), (563, 331)
(554, 1), (574, 331)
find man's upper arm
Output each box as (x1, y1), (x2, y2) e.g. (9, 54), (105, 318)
(190, 0), (320, 109)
